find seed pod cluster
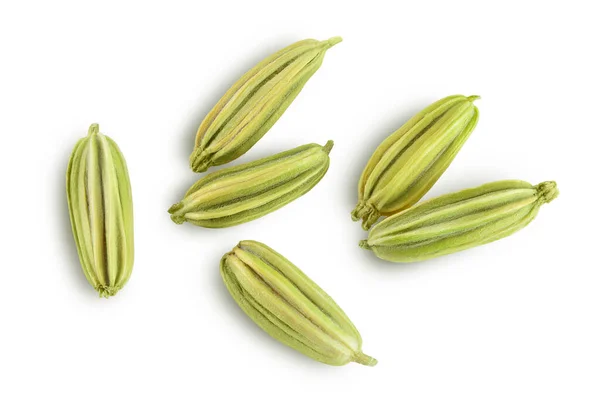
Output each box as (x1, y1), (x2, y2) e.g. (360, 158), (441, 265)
(221, 240), (377, 367)
(360, 180), (558, 262)
(66, 124), (134, 298)
(189, 37), (342, 173)
(170, 141), (333, 228)
(352, 95), (480, 230)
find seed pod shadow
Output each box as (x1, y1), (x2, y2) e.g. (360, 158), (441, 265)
(179, 36), (299, 165)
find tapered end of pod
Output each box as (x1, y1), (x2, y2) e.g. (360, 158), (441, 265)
(189, 148), (212, 173)
(351, 202), (380, 230)
(88, 123), (100, 136)
(323, 36), (343, 48)
(168, 203), (186, 224)
(535, 181), (559, 204)
(323, 140), (334, 154)
(96, 285), (119, 298)
(353, 352), (377, 367)
(358, 240), (372, 250)
(466, 95), (481, 102)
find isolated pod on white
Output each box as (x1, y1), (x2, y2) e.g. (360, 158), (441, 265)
(189, 37), (342, 172)
(360, 180), (558, 262)
(352, 94), (480, 230)
(66, 124), (134, 297)
(171, 141), (333, 228)
(221, 240), (377, 366)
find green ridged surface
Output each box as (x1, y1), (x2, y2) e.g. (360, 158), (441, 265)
(360, 180), (558, 262)
(190, 37), (342, 172)
(221, 240), (377, 366)
(171, 141), (333, 228)
(352, 94), (480, 230)
(66, 124), (134, 297)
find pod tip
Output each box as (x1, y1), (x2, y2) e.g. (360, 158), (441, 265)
(325, 36), (343, 48)
(168, 203), (186, 224)
(536, 181), (559, 204)
(190, 150), (211, 173)
(352, 202), (380, 229)
(96, 285), (118, 298)
(359, 240), (372, 250)
(88, 123), (100, 136)
(466, 95), (481, 102)
(354, 352), (377, 367)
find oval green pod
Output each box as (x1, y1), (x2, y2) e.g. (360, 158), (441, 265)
(352, 94), (480, 230)
(190, 37), (342, 173)
(360, 180), (558, 262)
(171, 141), (333, 228)
(66, 124), (134, 297)
(221, 240), (377, 367)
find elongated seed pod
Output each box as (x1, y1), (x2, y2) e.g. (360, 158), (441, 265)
(221, 240), (377, 366)
(170, 141), (333, 228)
(352, 94), (480, 230)
(360, 180), (558, 262)
(189, 37), (342, 173)
(66, 124), (134, 297)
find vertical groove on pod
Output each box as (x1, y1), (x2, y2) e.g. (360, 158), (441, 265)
(67, 124), (134, 298)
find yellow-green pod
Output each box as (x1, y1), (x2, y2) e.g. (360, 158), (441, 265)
(66, 124), (134, 297)
(171, 141), (333, 228)
(352, 94), (480, 230)
(360, 180), (558, 262)
(190, 37), (342, 173)
(221, 240), (377, 366)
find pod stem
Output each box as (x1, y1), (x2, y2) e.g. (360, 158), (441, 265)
(535, 181), (559, 204)
(96, 285), (118, 298)
(351, 202), (381, 230)
(168, 203), (187, 224)
(190, 148), (213, 173)
(358, 240), (372, 250)
(88, 123), (100, 136)
(324, 36), (343, 48)
(354, 352), (378, 367)
(323, 140), (334, 154)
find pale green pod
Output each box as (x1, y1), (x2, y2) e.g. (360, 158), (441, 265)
(171, 141), (333, 228)
(66, 124), (134, 297)
(360, 180), (558, 262)
(189, 36), (342, 173)
(220, 240), (377, 367)
(352, 94), (480, 230)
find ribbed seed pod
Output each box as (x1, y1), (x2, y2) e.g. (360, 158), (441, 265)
(170, 141), (333, 228)
(189, 36), (342, 173)
(66, 124), (134, 297)
(221, 240), (377, 367)
(352, 94), (480, 230)
(360, 180), (558, 262)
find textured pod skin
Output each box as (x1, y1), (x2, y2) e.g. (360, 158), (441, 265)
(360, 180), (558, 262)
(220, 240), (377, 366)
(189, 37), (342, 173)
(170, 141), (333, 228)
(352, 94), (480, 230)
(66, 124), (134, 297)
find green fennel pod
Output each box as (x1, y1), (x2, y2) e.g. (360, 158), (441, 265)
(190, 37), (342, 172)
(221, 240), (377, 366)
(360, 180), (558, 262)
(171, 141), (333, 228)
(352, 94), (480, 230)
(66, 124), (134, 297)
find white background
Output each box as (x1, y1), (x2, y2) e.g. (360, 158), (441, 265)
(1, 1), (598, 399)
